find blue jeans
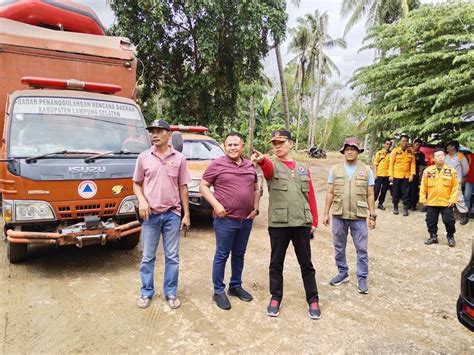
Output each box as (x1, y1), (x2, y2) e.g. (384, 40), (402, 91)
(331, 216), (368, 279)
(464, 182), (474, 214)
(212, 217), (253, 294)
(140, 211), (181, 298)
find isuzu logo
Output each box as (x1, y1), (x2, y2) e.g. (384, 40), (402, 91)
(68, 166), (106, 173)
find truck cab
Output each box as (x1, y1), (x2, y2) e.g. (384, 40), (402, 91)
(0, 18), (147, 262)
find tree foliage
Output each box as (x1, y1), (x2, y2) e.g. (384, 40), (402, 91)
(340, 0), (420, 35)
(350, 1), (474, 147)
(108, 0), (286, 131)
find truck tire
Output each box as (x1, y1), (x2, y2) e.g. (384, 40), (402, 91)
(118, 232), (140, 249)
(7, 241), (28, 263)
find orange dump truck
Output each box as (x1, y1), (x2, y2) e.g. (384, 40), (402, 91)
(0, 18), (149, 262)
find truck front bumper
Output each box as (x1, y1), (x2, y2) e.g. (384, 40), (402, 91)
(6, 220), (141, 247)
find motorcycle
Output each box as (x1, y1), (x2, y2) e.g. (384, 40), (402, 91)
(308, 146), (327, 159)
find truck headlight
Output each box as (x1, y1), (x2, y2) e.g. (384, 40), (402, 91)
(14, 200), (56, 221)
(118, 195), (137, 215)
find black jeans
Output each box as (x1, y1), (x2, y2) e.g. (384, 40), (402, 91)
(426, 206), (455, 238)
(374, 176), (390, 205)
(392, 178), (410, 208)
(269, 227), (318, 303)
(409, 174), (420, 208)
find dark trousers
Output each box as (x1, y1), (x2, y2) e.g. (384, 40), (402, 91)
(426, 206), (455, 238)
(392, 178), (410, 208)
(409, 174), (420, 208)
(269, 227), (318, 303)
(374, 176), (390, 205)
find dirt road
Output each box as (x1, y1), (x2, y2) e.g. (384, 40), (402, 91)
(1, 153), (473, 353)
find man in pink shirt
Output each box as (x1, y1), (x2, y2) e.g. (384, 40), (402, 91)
(133, 119), (191, 309)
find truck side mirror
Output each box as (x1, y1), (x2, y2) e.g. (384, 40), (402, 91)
(171, 132), (183, 152)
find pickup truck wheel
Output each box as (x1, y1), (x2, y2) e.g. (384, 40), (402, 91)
(7, 241), (28, 263)
(118, 232), (140, 249)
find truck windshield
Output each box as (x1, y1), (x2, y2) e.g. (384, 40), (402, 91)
(9, 97), (150, 157)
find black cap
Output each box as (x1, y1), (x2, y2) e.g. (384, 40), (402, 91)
(146, 119), (171, 131)
(270, 130), (292, 142)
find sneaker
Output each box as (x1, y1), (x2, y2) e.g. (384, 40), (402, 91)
(378, 204), (386, 210)
(393, 205), (399, 215)
(403, 207), (409, 216)
(308, 300), (321, 320)
(137, 296), (152, 309)
(213, 292), (231, 310)
(357, 278), (369, 294)
(266, 298), (281, 317)
(460, 213), (469, 225)
(447, 237), (456, 247)
(228, 286), (253, 302)
(329, 272), (349, 286)
(424, 236), (438, 245)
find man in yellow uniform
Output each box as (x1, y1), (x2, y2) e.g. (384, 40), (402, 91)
(389, 135), (415, 216)
(373, 138), (392, 210)
(420, 148), (458, 247)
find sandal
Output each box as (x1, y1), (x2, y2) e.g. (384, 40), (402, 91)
(137, 296), (152, 309)
(166, 295), (181, 309)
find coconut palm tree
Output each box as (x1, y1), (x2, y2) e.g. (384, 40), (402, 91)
(289, 10), (346, 148)
(340, 0), (420, 36)
(273, 0), (302, 131)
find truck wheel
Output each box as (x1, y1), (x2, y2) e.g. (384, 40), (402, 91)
(118, 232), (140, 249)
(7, 241), (28, 263)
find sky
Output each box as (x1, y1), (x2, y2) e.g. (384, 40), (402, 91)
(78, 0), (446, 95)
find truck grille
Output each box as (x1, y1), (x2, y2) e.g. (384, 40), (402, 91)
(57, 203), (117, 219)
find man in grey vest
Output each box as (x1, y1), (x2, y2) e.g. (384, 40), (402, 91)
(323, 137), (376, 294)
(252, 130), (321, 320)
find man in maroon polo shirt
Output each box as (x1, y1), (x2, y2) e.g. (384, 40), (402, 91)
(200, 132), (260, 310)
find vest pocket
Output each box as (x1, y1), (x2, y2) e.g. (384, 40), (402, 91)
(333, 181), (344, 194)
(355, 180), (367, 195)
(272, 176), (289, 191)
(304, 207), (313, 224)
(356, 200), (368, 218)
(270, 201), (288, 223)
(300, 175), (309, 192)
(332, 197), (343, 215)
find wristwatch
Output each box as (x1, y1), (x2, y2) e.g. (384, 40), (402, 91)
(252, 208), (260, 215)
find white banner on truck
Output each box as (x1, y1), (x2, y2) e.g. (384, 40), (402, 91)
(13, 97), (140, 120)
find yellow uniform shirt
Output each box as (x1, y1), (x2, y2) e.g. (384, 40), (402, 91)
(373, 149), (390, 177)
(389, 146), (416, 179)
(419, 164), (458, 206)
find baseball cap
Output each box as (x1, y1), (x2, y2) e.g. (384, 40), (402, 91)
(146, 119), (171, 131)
(270, 130), (292, 142)
(339, 137), (364, 154)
